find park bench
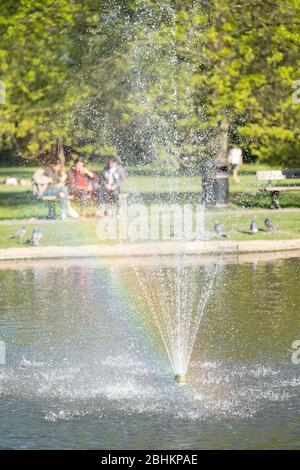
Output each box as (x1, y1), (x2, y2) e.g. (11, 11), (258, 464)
(36, 193), (75, 219)
(39, 195), (59, 219)
(256, 170), (300, 208)
(36, 189), (127, 219)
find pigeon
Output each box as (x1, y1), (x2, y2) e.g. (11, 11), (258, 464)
(26, 229), (43, 246)
(214, 221), (228, 238)
(9, 226), (27, 241)
(250, 219), (258, 234)
(264, 218), (276, 231)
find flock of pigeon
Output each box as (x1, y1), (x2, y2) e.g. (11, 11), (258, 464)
(214, 218), (276, 238)
(9, 218), (276, 246)
(9, 227), (43, 246)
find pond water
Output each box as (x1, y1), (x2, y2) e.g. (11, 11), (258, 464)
(0, 257), (299, 449)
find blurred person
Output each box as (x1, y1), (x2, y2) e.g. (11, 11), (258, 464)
(67, 157), (98, 217)
(97, 157), (125, 217)
(32, 159), (78, 220)
(228, 144), (243, 182)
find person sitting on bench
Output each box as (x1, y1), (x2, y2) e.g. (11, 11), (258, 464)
(97, 157), (125, 217)
(66, 157), (98, 218)
(32, 159), (78, 220)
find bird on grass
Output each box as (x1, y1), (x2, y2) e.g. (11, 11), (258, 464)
(214, 221), (228, 238)
(9, 226), (27, 241)
(264, 218), (276, 232)
(236, 218), (258, 235)
(250, 219), (258, 234)
(25, 229), (43, 246)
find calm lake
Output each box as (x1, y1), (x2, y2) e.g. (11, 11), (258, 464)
(0, 256), (299, 449)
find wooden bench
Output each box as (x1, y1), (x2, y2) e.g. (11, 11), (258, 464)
(39, 195), (58, 219)
(37, 191), (127, 218)
(257, 170), (300, 208)
(38, 194), (75, 219)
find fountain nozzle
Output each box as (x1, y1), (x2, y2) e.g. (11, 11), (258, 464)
(174, 374), (188, 384)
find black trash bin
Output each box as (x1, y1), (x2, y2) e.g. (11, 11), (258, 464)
(214, 163), (229, 207)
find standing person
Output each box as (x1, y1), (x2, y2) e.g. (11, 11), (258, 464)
(97, 157), (125, 217)
(228, 144), (243, 182)
(32, 159), (78, 220)
(66, 157), (98, 217)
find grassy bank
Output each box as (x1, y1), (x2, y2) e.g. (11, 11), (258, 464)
(1, 164), (300, 222)
(0, 164), (300, 250)
(0, 210), (299, 250)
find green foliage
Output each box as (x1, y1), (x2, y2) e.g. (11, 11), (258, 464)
(0, 0), (81, 157)
(0, 0), (300, 167)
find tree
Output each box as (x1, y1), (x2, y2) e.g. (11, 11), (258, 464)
(184, 0), (300, 203)
(1, 0), (300, 184)
(72, 0), (211, 171)
(197, 0), (300, 166)
(0, 0), (81, 158)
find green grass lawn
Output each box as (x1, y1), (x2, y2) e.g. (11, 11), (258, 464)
(0, 210), (300, 250)
(0, 164), (300, 249)
(1, 164), (300, 219)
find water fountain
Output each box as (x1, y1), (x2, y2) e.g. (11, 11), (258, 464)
(131, 260), (218, 383)
(93, 2), (219, 382)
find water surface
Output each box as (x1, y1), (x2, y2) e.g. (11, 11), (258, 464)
(0, 257), (299, 449)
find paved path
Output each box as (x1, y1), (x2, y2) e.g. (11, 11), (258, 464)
(1, 239), (300, 261)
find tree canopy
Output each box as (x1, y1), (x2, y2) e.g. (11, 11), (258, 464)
(0, 0), (299, 168)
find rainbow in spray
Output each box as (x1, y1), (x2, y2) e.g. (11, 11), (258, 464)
(111, 256), (218, 382)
